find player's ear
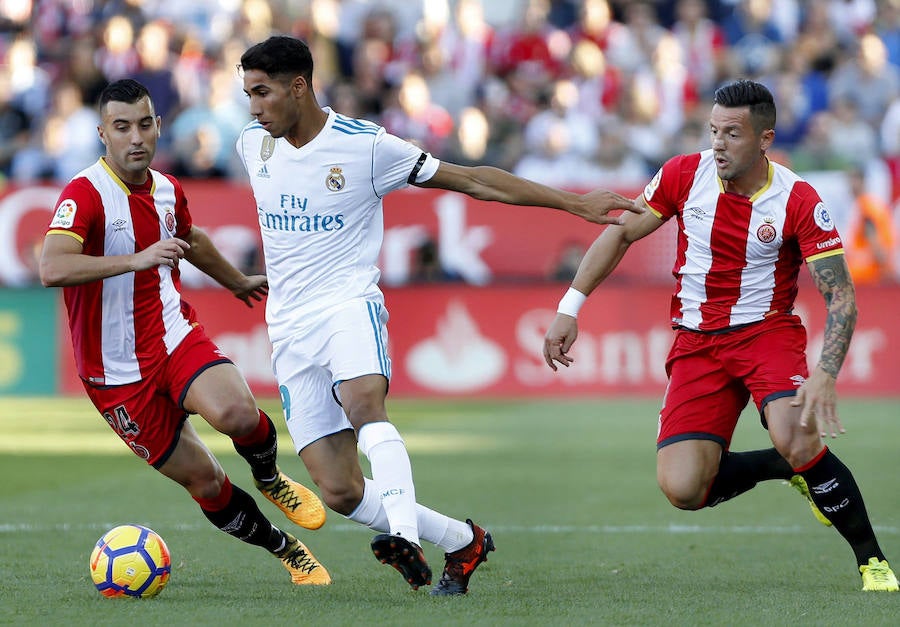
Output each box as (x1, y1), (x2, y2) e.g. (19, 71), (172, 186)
(156, 116), (162, 137)
(760, 128), (775, 152)
(291, 74), (307, 97)
(97, 125), (107, 146)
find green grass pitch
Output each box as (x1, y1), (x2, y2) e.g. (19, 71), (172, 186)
(1, 396), (898, 626)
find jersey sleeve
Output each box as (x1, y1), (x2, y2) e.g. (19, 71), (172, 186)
(787, 180), (844, 261)
(371, 130), (440, 197)
(46, 177), (102, 246)
(642, 154), (699, 220)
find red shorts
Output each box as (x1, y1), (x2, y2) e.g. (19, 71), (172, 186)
(657, 314), (809, 450)
(82, 327), (231, 468)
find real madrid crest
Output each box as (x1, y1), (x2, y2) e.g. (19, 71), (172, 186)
(326, 166), (346, 191)
(260, 136), (276, 161)
(756, 216), (776, 243)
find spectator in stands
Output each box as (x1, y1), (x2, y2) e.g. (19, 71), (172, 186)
(877, 0), (900, 70)
(828, 32), (900, 128)
(491, 0), (564, 82)
(827, 97), (880, 167)
(845, 166), (897, 285)
(94, 15), (141, 81)
(671, 0), (729, 98)
(568, 39), (621, 124)
(5, 37), (51, 125)
(0, 68), (32, 179)
(720, 0), (785, 77)
(617, 0), (667, 73)
(523, 78), (598, 161)
(513, 117), (586, 188)
(133, 20), (180, 125)
(582, 121), (650, 189)
(170, 68), (248, 179)
(441, 105), (503, 168)
(11, 81), (101, 183)
(567, 0), (632, 73)
(788, 111), (852, 172)
(380, 71), (453, 155)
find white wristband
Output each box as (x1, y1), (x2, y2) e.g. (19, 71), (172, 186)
(557, 287), (586, 318)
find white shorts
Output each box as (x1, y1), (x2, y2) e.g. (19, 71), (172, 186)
(271, 298), (391, 452)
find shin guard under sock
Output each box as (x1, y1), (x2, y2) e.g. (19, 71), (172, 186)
(798, 448), (885, 566)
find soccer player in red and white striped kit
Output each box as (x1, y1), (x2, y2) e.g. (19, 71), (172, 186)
(40, 79), (330, 585)
(543, 79), (897, 591)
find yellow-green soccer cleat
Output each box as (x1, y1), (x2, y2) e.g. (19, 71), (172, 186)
(860, 558), (899, 592)
(277, 536), (331, 585)
(788, 475), (832, 527)
(256, 469), (327, 530)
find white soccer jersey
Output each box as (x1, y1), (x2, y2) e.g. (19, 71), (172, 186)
(236, 107), (439, 343)
(643, 149), (844, 331)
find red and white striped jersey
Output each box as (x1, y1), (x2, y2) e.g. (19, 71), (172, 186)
(643, 150), (844, 332)
(47, 158), (196, 386)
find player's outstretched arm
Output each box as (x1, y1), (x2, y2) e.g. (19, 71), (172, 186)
(791, 253), (857, 437)
(40, 232), (189, 287)
(182, 226), (268, 307)
(417, 162), (643, 225)
(544, 198), (663, 370)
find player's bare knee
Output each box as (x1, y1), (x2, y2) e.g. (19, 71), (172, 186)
(658, 478), (706, 510)
(318, 481), (363, 515)
(209, 396), (259, 437)
(182, 467), (226, 500)
(773, 435), (822, 469)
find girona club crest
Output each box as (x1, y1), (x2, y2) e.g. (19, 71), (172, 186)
(756, 216), (777, 243)
(164, 207), (176, 234)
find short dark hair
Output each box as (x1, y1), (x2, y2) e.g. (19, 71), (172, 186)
(98, 79), (151, 113)
(713, 79), (776, 133)
(239, 36), (314, 82)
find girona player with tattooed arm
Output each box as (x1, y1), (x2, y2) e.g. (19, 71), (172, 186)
(543, 79), (897, 592)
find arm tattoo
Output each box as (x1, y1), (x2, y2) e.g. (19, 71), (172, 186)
(808, 254), (857, 378)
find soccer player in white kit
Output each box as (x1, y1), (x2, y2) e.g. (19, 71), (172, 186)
(543, 80), (897, 591)
(236, 35), (641, 594)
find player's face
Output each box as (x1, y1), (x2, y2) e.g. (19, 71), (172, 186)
(98, 96), (160, 184)
(242, 69), (301, 139)
(708, 104), (770, 184)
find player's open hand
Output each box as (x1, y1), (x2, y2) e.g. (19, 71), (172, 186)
(574, 190), (645, 225)
(135, 238), (190, 271)
(543, 313), (579, 371)
(232, 274), (268, 307)
(792, 366), (845, 438)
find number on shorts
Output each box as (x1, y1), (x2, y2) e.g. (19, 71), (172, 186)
(103, 404), (140, 439)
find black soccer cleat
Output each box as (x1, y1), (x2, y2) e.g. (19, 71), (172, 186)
(371, 533), (432, 590)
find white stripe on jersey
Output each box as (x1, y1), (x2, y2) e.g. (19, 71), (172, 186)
(149, 170), (193, 355)
(83, 162), (141, 384)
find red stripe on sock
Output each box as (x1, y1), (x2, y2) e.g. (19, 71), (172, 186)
(193, 476), (234, 512)
(231, 409), (271, 447)
(793, 446), (828, 474)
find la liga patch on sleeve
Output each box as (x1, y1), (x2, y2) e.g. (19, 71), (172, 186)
(812, 202), (834, 231)
(50, 199), (77, 228)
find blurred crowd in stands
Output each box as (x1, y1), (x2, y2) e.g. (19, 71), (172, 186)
(0, 0), (897, 283)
